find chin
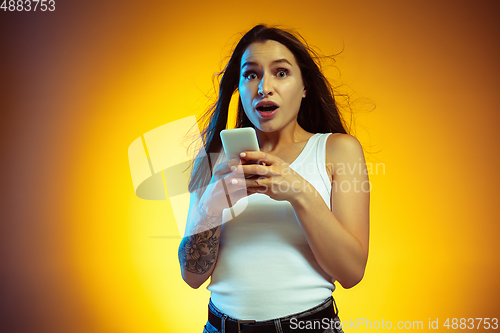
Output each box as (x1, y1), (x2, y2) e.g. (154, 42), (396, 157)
(256, 123), (279, 133)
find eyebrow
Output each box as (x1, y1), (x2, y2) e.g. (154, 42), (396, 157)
(241, 58), (293, 69)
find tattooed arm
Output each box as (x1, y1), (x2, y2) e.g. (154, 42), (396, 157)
(178, 203), (223, 289)
(178, 151), (248, 289)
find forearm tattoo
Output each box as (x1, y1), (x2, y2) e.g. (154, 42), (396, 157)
(178, 206), (222, 275)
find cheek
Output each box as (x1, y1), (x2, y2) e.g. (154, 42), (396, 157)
(238, 86), (252, 115)
(239, 84), (253, 103)
(289, 82), (305, 100)
(238, 82), (246, 97)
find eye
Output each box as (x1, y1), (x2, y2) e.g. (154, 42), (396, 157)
(276, 69), (289, 78)
(243, 71), (258, 80)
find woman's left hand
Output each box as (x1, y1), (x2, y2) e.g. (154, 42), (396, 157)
(230, 151), (315, 203)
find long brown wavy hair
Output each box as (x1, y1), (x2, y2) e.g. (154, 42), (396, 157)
(188, 24), (349, 195)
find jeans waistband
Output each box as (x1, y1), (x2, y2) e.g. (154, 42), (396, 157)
(208, 296), (339, 333)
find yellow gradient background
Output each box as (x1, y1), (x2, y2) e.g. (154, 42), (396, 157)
(1, 0), (499, 332)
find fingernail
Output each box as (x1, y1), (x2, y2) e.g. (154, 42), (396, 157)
(230, 166), (237, 172)
(230, 179), (238, 185)
(240, 152), (246, 158)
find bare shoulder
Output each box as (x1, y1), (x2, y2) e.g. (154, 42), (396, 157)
(326, 133), (364, 157)
(325, 133), (365, 180)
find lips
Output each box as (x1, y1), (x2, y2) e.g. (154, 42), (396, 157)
(255, 101), (278, 111)
(256, 105), (278, 112)
(255, 101), (279, 118)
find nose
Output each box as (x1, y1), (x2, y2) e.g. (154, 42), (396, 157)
(258, 73), (273, 96)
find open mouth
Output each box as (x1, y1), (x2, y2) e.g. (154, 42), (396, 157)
(256, 105), (278, 112)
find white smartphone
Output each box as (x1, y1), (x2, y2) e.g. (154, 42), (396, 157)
(220, 127), (260, 161)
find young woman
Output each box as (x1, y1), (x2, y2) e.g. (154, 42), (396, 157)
(178, 24), (370, 333)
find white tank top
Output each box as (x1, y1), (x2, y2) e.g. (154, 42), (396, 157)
(207, 133), (335, 320)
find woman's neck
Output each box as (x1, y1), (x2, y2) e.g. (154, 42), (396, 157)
(256, 121), (311, 153)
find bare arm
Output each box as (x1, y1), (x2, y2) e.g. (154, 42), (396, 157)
(291, 134), (370, 288)
(178, 200), (223, 289)
(178, 154), (247, 289)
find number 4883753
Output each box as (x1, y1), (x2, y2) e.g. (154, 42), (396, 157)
(443, 318), (498, 330)
(1, 0), (56, 11)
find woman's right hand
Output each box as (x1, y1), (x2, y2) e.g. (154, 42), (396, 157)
(183, 156), (248, 238)
(200, 156), (249, 213)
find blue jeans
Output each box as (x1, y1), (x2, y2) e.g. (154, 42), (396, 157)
(203, 296), (344, 333)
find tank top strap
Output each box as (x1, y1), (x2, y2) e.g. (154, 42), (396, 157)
(290, 133), (332, 207)
(316, 133), (332, 200)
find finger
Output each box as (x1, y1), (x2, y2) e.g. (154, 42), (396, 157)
(223, 173), (248, 201)
(246, 176), (271, 192)
(240, 151), (283, 166)
(215, 157), (243, 175)
(241, 163), (279, 177)
(247, 184), (268, 195)
(246, 187), (264, 196)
